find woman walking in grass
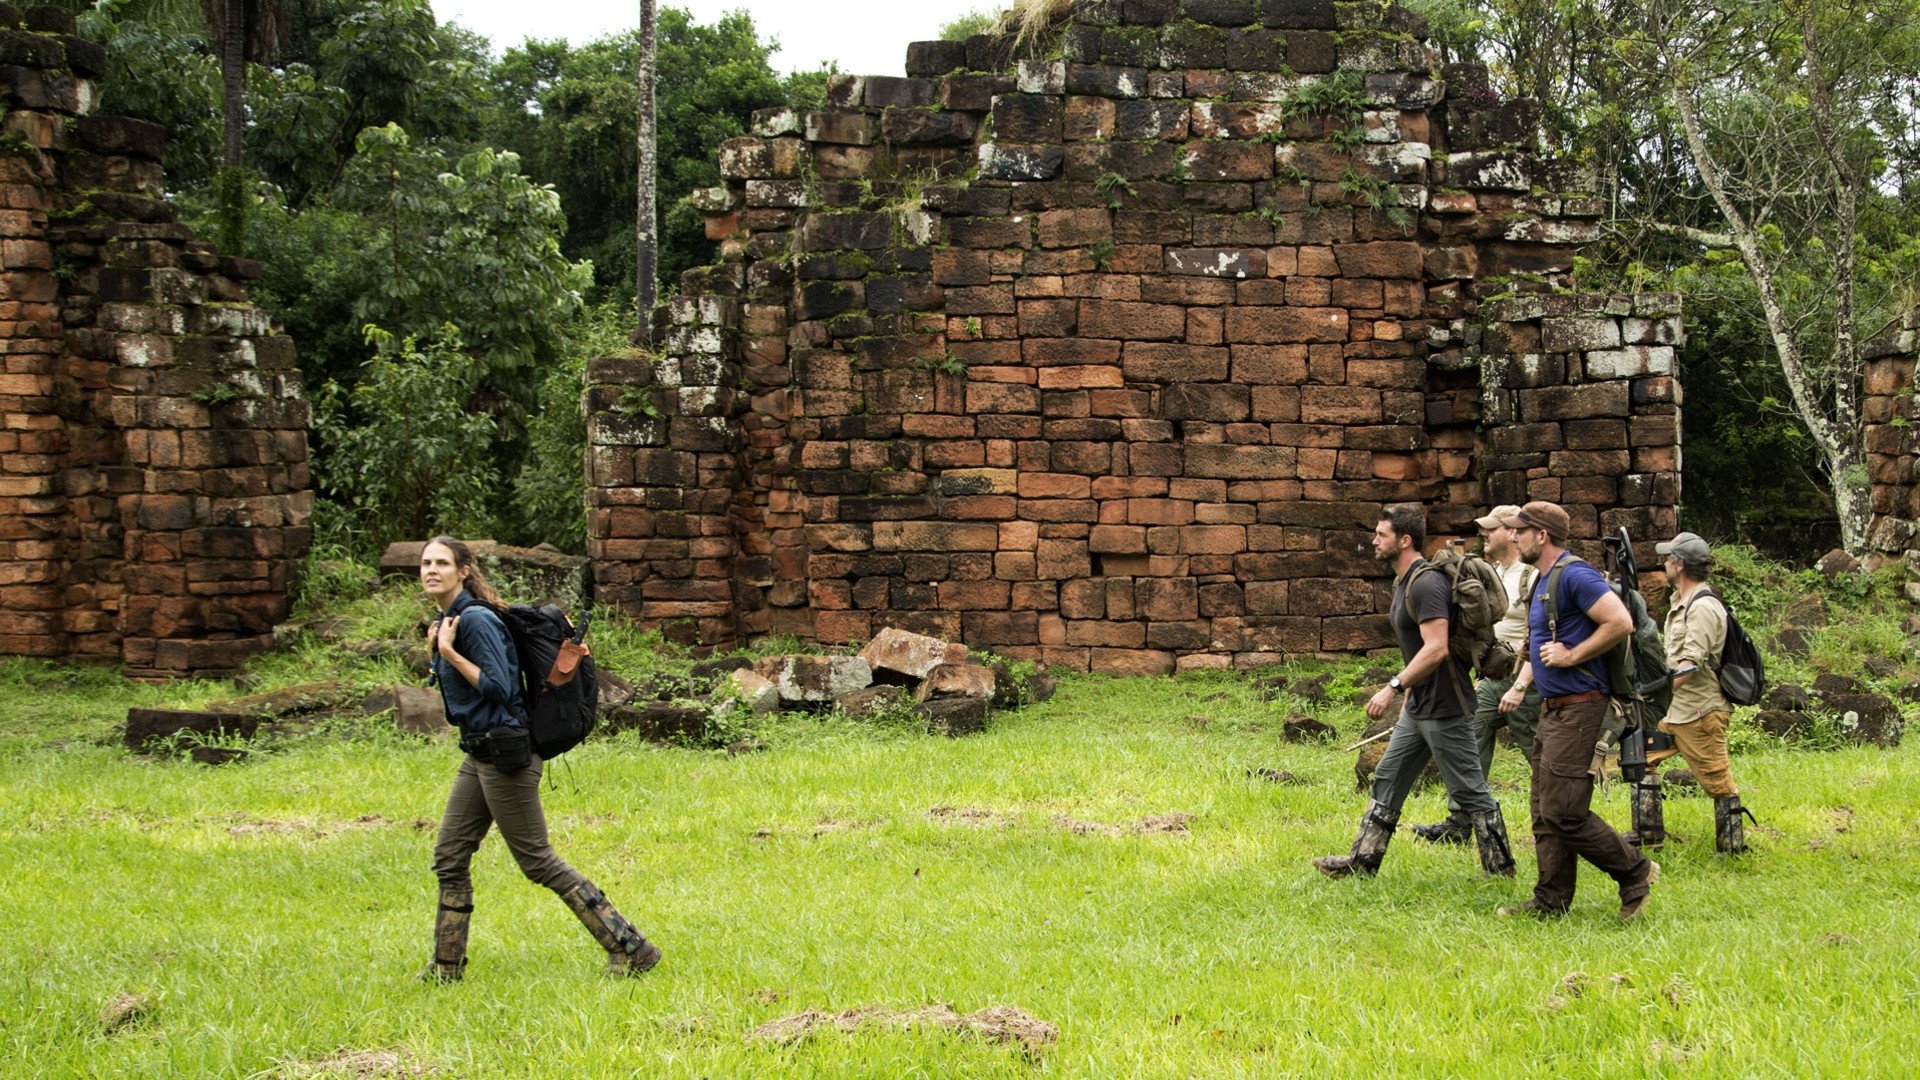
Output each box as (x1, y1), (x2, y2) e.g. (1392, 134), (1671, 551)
(418, 535), (661, 981)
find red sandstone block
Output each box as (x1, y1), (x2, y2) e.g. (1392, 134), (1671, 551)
(965, 382), (1041, 414)
(1078, 300), (1186, 341)
(1038, 209), (1113, 248)
(1037, 538), (1093, 578)
(1050, 441), (1114, 474)
(1019, 472), (1093, 498)
(1126, 498), (1194, 526)
(1332, 243), (1423, 280)
(874, 521), (998, 551)
(1181, 524), (1247, 554)
(1183, 444), (1297, 479)
(1129, 443), (1185, 476)
(814, 610), (873, 644)
(1020, 499), (1099, 524)
(1122, 342), (1229, 382)
(1321, 615), (1393, 651)
(1230, 344), (1308, 384)
(1025, 337), (1122, 365)
(938, 580), (1012, 609)
(903, 415), (977, 438)
(1060, 578), (1105, 619)
(1300, 386), (1382, 424)
(1089, 647), (1176, 676)
(808, 579), (852, 609)
(945, 495), (1019, 519)
(1137, 577), (1198, 621)
(1106, 580), (1135, 621)
(1286, 278), (1332, 306)
(999, 520), (1040, 550)
(1224, 306), (1349, 344)
(1090, 525), (1148, 554)
(1037, 365), (1125, 390)
(1187, 307), (1224, 345)
(1067, 619), (1147, 648)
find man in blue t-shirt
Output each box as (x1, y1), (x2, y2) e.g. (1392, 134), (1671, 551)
(1494, 501), (1659, 920)
(1311, 504), (1516, 881)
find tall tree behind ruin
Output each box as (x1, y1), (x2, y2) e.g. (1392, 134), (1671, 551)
(635, 0), (657, 341)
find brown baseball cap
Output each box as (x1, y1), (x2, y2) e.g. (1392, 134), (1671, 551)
(1474, 505), (1522, 531)
(1501, 501), (1570, 544)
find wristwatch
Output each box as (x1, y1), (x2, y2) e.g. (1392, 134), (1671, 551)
(1387, 675), (1403, 691)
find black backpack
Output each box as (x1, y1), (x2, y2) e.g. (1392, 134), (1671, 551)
(500, 603), (599, 760)
(1694, 587), (1766, 706)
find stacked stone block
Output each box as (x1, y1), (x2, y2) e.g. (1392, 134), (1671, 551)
(1863, 309), (1920, 578)
(0, 4), (309, 676)
(586, 0), (1683, 669)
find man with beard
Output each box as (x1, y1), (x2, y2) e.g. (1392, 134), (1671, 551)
(1312, 504), (1516, 881)
(1495, 502), (1659, 920)
(1411, 505), (1544, 845)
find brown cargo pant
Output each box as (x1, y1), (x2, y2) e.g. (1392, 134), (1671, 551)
(432, 753), (587, 896)
(1530, 698), (1653, 911)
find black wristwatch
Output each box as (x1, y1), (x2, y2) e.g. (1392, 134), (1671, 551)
(1388, 675), (1403, 691)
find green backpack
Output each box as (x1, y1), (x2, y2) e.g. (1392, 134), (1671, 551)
(1409, 545), (1516, 713)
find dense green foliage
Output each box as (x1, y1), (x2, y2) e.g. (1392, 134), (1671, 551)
(66, 0), (818, 555)
(2, 544), (1918, 1075)
(1409, 0), (1920, 554)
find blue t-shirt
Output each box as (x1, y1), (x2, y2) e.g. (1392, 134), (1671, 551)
(1526, 555), (1614, 698)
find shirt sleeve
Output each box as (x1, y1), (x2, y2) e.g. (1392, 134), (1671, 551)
(1412, 569), (1450, 623)
(1564, 562), (1614, 616)
(1680, 596), (1728, 668)
(456, 609), (522, 710)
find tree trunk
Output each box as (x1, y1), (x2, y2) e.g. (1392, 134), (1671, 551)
(220, 0), (246, 168)
(634, 0), (658, 344)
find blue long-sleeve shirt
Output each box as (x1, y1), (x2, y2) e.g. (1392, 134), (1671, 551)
(432, 591), (524, 734)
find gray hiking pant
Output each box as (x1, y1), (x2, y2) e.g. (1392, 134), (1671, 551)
(432, 753), (586, 896)
(1370, 708), (1498, 817)
(1440, 674), (1542, 820)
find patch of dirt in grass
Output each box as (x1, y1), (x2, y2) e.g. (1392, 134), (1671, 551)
(1135, 812), (1194, 833)
(1051, 812), (1193, 836)
(748, 1003), (1057, 1057)
(753, 817), (878, 840)
(927, 805), (1006, 827)
(222, 813), (430, 840)
(253, 1046), (438, 1078)
(1827, 805), (1854, 833)
(100, 991), (153, 1033)
(751, 988), (787, 1004)
(1247, 767), (1305, 785)
(1821, 932), (1858, 946)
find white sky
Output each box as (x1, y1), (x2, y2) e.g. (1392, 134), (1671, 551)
(431, 1), (993, 76)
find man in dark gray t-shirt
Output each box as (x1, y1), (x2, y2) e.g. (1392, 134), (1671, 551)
(1312, 505), (1516, 881)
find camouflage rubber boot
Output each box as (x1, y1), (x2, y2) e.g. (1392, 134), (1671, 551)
(1471, 807), (1516, 878)
(1624, 776), (1665, 849)
(1312, 802), (1397, 878)
(1410, 814), (1472, 845)
(559, 881), (662, 976)
(421, 888), (472, 983)
(1714, 795), (1754, 854)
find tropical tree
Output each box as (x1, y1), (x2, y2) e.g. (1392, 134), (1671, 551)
(636, 0), (658, 339)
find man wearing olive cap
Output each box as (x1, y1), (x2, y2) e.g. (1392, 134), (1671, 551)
(1495, 501), (1659, 920)
(1410, 504), (1543, 845)
(1655, 531), (1752, 853)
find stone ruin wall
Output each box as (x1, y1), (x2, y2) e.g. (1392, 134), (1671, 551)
(584, 0), (1688, 672)
(0, 4), (309, 677)
(1864, 310), (1920, 595)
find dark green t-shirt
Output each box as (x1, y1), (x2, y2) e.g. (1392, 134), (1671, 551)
(1392, 559), (1471, 721)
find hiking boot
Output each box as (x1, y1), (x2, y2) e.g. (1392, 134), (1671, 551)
(1626, 777), (1665, 849)
(1312, 802), (1397, 879)
(1715, 795), (1755, 854)
(1471, 807), (1516, 878)
(420, 887), (472, 983)
(1410, 815), (1472, 845)
(560, 880), (662, 976)
(1618, 861), (1660, 921)
(1495, 899), (1567, 919)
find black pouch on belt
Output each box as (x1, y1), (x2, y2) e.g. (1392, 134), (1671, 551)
(485, 724), (531, 772)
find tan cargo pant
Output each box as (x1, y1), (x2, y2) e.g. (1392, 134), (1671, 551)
(1658, 710), (1738, 798)
(432, 753), (587, 896)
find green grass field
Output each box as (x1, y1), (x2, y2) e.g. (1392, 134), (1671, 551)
(4, 649), (1918, 1078)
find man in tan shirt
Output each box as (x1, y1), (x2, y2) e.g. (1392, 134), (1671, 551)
(1656, 532), (1752, 854)
(1412, 505), (1543, 845)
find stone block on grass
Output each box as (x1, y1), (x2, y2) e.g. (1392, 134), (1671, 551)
(923, 696), (989, 737)
(124, 708), (260, 751)
(753, 655), (874, 704)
